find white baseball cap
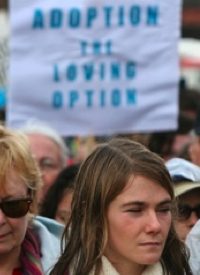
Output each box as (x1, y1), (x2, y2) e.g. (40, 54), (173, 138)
(166, 158), (200, 197)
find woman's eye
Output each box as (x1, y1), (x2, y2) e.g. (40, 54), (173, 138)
(127, 209), (142, 213)
(157, 208), (171, 213)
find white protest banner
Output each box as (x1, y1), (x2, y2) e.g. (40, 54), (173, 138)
(7, 0), (182, 136)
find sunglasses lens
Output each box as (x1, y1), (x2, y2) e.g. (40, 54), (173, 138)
(1, 199), (32, 218)
(178, 205), (191, 220)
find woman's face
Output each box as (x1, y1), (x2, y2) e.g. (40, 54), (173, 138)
(174, 189), (200, 242)
(55, 189), (74, 225)
(0, 170), (29, 259)
(104, 175), (172, 274)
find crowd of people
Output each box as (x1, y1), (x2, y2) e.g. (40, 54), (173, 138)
(1, 119), (200, 274)
(0, 71), (200, 274)
(1, 0), (200, 274)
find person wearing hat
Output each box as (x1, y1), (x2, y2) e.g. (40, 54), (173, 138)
(166, 157), (200, 241)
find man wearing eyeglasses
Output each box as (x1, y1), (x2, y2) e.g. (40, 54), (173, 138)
(20, 120), (70, 203)
(166, 157), (200, 242)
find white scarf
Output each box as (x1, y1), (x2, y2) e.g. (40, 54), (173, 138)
(88, 256), (165, 275)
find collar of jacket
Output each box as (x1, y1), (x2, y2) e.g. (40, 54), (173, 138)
(88, 256), (164, 275)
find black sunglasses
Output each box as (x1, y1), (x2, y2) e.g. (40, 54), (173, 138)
(177, 204), (200, 220)
(0, 198), (32, 218)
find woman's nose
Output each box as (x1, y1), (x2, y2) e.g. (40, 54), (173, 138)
(0, 208), (6, 225)
(145, 211), (162, 233)
(188, 211), (199, 227)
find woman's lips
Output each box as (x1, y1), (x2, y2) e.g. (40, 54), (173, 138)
(139, 242), (161, 247)
(0, 232), (10, 239)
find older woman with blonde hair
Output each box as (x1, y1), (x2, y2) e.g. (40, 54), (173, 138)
(0, 125), (63, 275)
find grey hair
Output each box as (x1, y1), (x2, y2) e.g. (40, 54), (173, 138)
(20, 119), (69, 167)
